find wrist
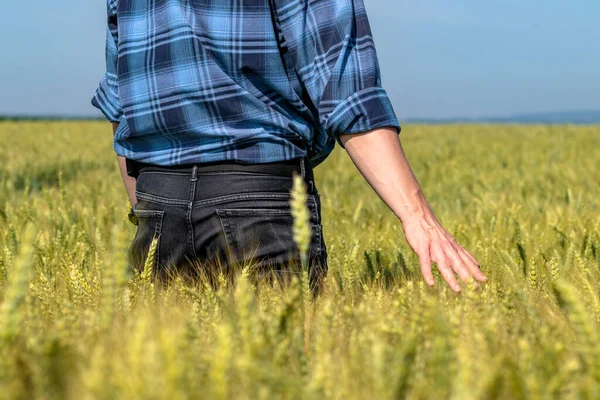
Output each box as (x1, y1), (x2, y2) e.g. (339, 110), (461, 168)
(394, 189), (432, 224)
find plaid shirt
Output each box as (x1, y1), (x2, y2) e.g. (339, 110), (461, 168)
(92, 0), (401, 167)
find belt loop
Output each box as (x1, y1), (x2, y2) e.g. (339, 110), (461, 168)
(300, 158), (306, 179)
(191, 165), (199, 182)
(300, 158), (314, 193)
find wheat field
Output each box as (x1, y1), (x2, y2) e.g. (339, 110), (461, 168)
(0, 121), (599, 399)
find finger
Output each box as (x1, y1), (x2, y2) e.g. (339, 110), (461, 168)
(444, 242), (480, 287)
(464, 257), (488, 282)
(444, 243), (474, 285)
(461, 246), (481, 269)
(454, 249), (483, 286)
(447, 237), (487, 282)
(418, 243), (435, 286)
(455, 245), (488, 282)
(432, 247), (461, 293)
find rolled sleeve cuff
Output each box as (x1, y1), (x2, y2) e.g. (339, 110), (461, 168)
(323, 87), (401, 148)
(91, 74), (123, 123)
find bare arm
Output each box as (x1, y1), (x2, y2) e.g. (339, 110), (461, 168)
(340, 127), (487, 292)
(112, 122), (137, 208)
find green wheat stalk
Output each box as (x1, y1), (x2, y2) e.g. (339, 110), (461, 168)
(0, 225), (35, 342)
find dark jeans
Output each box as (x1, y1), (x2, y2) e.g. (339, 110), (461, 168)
(128, 161), (328, 291)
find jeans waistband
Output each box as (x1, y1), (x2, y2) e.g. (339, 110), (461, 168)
(127, 158), (314, 182)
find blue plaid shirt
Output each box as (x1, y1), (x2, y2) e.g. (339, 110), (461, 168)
(92, 0), (401, 167)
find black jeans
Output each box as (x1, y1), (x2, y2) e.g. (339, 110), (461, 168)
(128, 160), (328, 290)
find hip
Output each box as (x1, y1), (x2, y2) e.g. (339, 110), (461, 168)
(128, 158), (327, 283)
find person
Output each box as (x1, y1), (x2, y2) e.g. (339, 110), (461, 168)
(92, 0), (487, 293)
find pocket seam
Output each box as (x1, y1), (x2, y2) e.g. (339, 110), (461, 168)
(136, 191), (189, 206)
(153, 212), (164, 270)
(216, 208), (292, 218)
(314, 223), (323, 256)
(132, 210), (164, 271)
(134, 209), (164, 218)
(216, 210), (234, 257)
(193, 192), (291, 208)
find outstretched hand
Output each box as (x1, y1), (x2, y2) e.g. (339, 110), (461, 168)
(401, 212), (487, 292)
(340, 126), (488, 293)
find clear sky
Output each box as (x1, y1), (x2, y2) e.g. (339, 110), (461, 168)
(1, 0), (598, 119)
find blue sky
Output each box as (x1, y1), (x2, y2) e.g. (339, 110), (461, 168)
(1, 0), (598, 119)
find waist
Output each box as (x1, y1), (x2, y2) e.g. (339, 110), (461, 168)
(127, 157), (313, 181)
(133, 158), (317, 204)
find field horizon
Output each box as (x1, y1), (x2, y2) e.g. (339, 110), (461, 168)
(2, 109), (600, 125)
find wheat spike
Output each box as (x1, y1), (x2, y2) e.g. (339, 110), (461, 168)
(0, 225), (36, 341)
(290, 173), (312, 267)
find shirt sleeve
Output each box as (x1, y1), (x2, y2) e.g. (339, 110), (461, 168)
(271, 0), (401, 145)
(91, 1), (123, 123)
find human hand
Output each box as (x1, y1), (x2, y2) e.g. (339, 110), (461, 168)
(401, 211), (487, 293)
(339, 127), (488, 292)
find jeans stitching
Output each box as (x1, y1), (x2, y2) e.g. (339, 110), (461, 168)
(216, 210), (235, 260)
(309, 195), (320, 225)
(216, 208), (292, 217)
(140, 171), (192, 176)
(315, 224), (323, 258)
(133, 209), (164, 218)
(192, 192), (291, 207)
(138, 190), (305, 207)
(308, 195), (322, 256)
(196, 171), (292, 177)
(136, 191), (189, 206)
(154, 211), (164, 272)
(188, 170), (199, 261)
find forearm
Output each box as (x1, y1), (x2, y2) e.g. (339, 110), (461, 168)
(340, 126), (486, 290)
(339, 127), (435, 224)
(112, 122), (137, 207)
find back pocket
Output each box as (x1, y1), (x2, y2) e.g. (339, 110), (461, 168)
(216, 208), (320, 268)
(129, 209), (165, 273)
